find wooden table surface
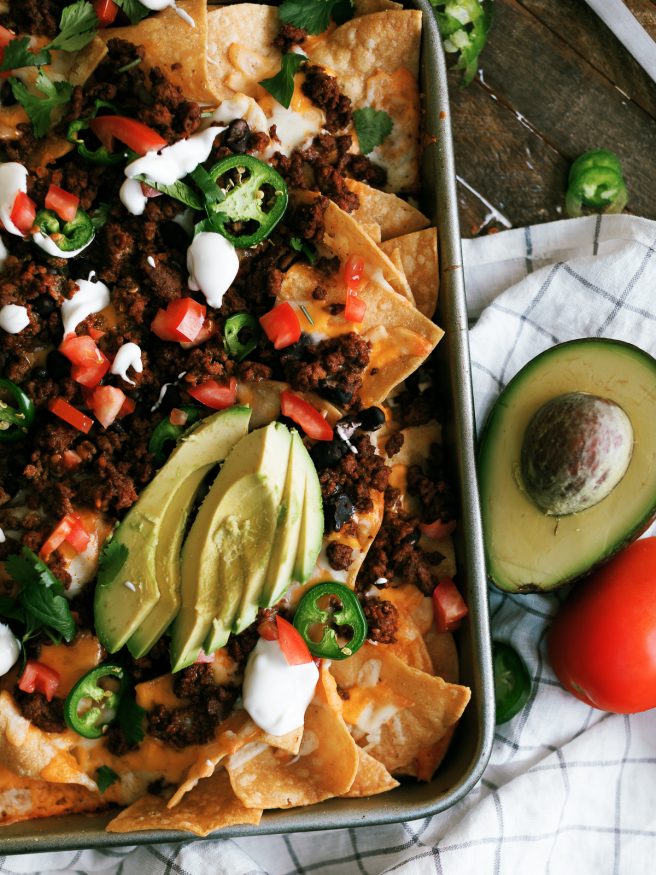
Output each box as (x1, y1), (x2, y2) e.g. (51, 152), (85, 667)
(448, 0), (656, 237)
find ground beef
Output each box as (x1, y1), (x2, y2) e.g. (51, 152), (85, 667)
(105, 725), (139, 757)
(14, 691), (66, 733)
(326, 541), (353, 571)
(343, 153), (388, 188)
(361, 596), (399, 644)
(147, 685), (238, 749)
(274, 22), (308, 52)
(125, 636), (171, 684)
(273, 135), (361, 213)
(2, 0), (65, 37)
(336, 684), (350, 700)
(302, 65), (352, 132)
(407, 444), (457, 525)
(227, 623), (260, 670)
(385, 431), (405, 458)
(282, 332), (371, 409)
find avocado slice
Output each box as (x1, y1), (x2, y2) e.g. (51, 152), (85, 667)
(94, 406), (251, 653)
(292, 436), (324, 582)
(171, 422), (292, 671)
(479, 339), (656, 593)
(259, 429), (306, 609)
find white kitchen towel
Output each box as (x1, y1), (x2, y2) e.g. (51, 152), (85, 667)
(2, 213), (656, 875)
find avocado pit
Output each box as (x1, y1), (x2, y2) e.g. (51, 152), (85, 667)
(520, 391), (633, 516)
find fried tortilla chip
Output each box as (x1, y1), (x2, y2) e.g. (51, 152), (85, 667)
(331, 645), (470, 775)
(103, 0), (219, 103)
(343, 748), (399, 798)
(377, 597), (433, 673)
(347, 180), (430, 241)
(381, 228), (439, 319)
(424, 630), (460, 684)
(226, 666), (358, 809)
(0, 766), (105, 827)
(355, 0), (403, 12)
(107, 770), (261, 836)
(401, 725), (456, 782)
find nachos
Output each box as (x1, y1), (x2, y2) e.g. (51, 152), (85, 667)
(0, 0), (470, 835)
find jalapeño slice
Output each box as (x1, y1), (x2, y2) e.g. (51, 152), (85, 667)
(64, 663), (128, 739)
(148, 405), (202, 466)
(0, 378), (35, 443)
(34, 208), (94, 252)
(196, 155), (288, 248)
(294, 582), (367, 660)
(493, 641), (532, 724)
(223, 313), (260, 361)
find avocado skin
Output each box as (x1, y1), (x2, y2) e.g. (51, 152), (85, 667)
(479, 339), (656, 594)
(93, 406), (251, 654)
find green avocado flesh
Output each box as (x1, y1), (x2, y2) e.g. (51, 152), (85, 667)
(479, 339), (656, 593)
(93, 406), (251, 654)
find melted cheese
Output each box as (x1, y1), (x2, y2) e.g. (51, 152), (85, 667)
(39, 635), (104, 697)
(135, 674), (185, 711)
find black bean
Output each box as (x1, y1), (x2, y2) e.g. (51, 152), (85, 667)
(34, 295), (56, 317)
(357, 406), (386, 431)
(311, 436), (348, 470)
(325, 492), (355, 532)
(225, 119), (250, 154)
(46, 350), (70, 380)
(320, 385), (353, 407)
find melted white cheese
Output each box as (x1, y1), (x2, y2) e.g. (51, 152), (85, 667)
(0, 304), (29, 334)
(32, 231), (94, 259)
(242, 638), (318, 736)
(187, 231), (239, 309)
(212, 95), (268, 134)
(125, 126), (226, 187)
(61, 279), (111, 336)
(0, 163), (28, 237)
(263, 103), (323, 158)
(0, 623), (20, 676)
(111, 343), (143, 385)
(120, 178), (147, 216)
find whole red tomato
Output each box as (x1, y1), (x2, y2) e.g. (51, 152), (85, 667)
(548, 538), (656, 713)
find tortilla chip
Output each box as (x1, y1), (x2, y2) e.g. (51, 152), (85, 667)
(206, 4), (280, 100)
(226, 666), (358, 809)
(107, 770), (261, 836)
(331, 645), (470, 775)
(400, 725), (455, 782)
(385, 421), (442, 468)
(0, 765), (105, 827)
(104, 0), (219, 103)
(424, 630), (460, 684)
(355, 0), (403, 12)
(347, 180), (430, 241)
(360, 222), (382, 243)
(377, 601), (433, 674)
(343, 748), (399, 798)
(381, 228), (439, 319)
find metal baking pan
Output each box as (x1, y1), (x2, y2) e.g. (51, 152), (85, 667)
(0, 0), (493, 854)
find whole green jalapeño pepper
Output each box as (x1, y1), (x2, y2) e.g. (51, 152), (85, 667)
(64, 663), (128, 739)
(565, 149), (628, 218)
(34, 208), (95, 253)
(493, 641), (532, 725)
(0, 378), (35, 443)
(148, 406), (202, 466)
(293, 582), (368, 660)
(193, 155), (289, 248)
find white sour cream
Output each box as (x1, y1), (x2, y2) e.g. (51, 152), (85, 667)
(32, 231), (94, 259)
(187, 231), (239, 309)
(125, 126), (226, 187)
(120, 178), (147, 217)
(61, 279), (111, 336)
(212, 95), (269, 135)
(139, 0), (195, 26)
(0, 622), (20, 676)
(0, 163), (28, 237)
(111, 342), (143, 385)
(0, 236), (8, 270)
(242, 637), (318, 736)
(0, 304), (29, 334)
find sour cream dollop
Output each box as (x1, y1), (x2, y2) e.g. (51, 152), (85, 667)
(111, 342), (143, 385)
(120, 178), (148, 217)
(187, 231), (239, 309)
(242, 637), (319, 736)
(125, 125), (226, 187)
(0, 163), (28, 236)
(61, 279), (111, 336)
(0, 622), (20, 676)
(32, 231), (94, 260)
(0, 304), (29, 334)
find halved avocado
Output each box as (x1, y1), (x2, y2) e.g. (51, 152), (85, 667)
(479, 339), (656, 592)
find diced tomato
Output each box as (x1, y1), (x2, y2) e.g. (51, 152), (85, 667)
(59, 334), (104, 367)
(117, 396), (136, 418)
(280, 390), (333, 441)
(88, 326), (105, 341)
(94, 0), (119, 27)
(150, 309), (180, 342)
(151, 298), (206, 343)
(88, 386), (126, 429)
(276, 616), (312, 666)
(18, 660), (60, 702)
(89, 116), (167, 156)
(71, 352), (110, 388)
(48, 398), (94, 434)
(420, 519), (457, 540)
(344, 255), (365, 293)
(65, 515), (90, 553)
(61, 450), (82, 471)
(9, 191), (36, 235)
(180, 318), (214, 349)
(45, 184), (79, 223)
(187, 378), (237, 410)
(432, 577), (468, 633)
(344, 289), (366, 323)
(258, 614), (278, 641)
(259, 302), (301, 350)
(40, 513), (90, 559)
(169, 408), (188, 427)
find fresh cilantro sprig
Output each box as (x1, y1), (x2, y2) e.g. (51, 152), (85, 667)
(0, 38), (50, 74)
(290, 236), (317, 265)
(353, 107), (393, 155)
(114, 0), (151, 25)
(259, 52), (308, 110)
(91, 202), (112, 230)
(3, 547), (76, 644)
(279, 0), (354, 34)
(48, 0), (99, 52)
(96, 766), (119, 793)
(117, 689), (146, 747)
(9, 71), (73, 138)
(97, 538), (128, 588)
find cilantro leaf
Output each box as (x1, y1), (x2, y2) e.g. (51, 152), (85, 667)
(290, 236), (317, 265)
(0, 595), (25, 624)
(136, 176), (204, 211)
(259, 52), (307, 110)
(91, 202), (112, 230)
(5, 547), (76, 643)
(114, 0), (151, 25)
(96, 765), (119, 793)
(279, 0), (354, 34)
(353, 107), (393, 155)
(97, 538), (128, 587)
(9, 71), (73, 138)
(47, 0), (98, 53)
(0, 37), (51, 73)
(117, 689), (146, 747)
